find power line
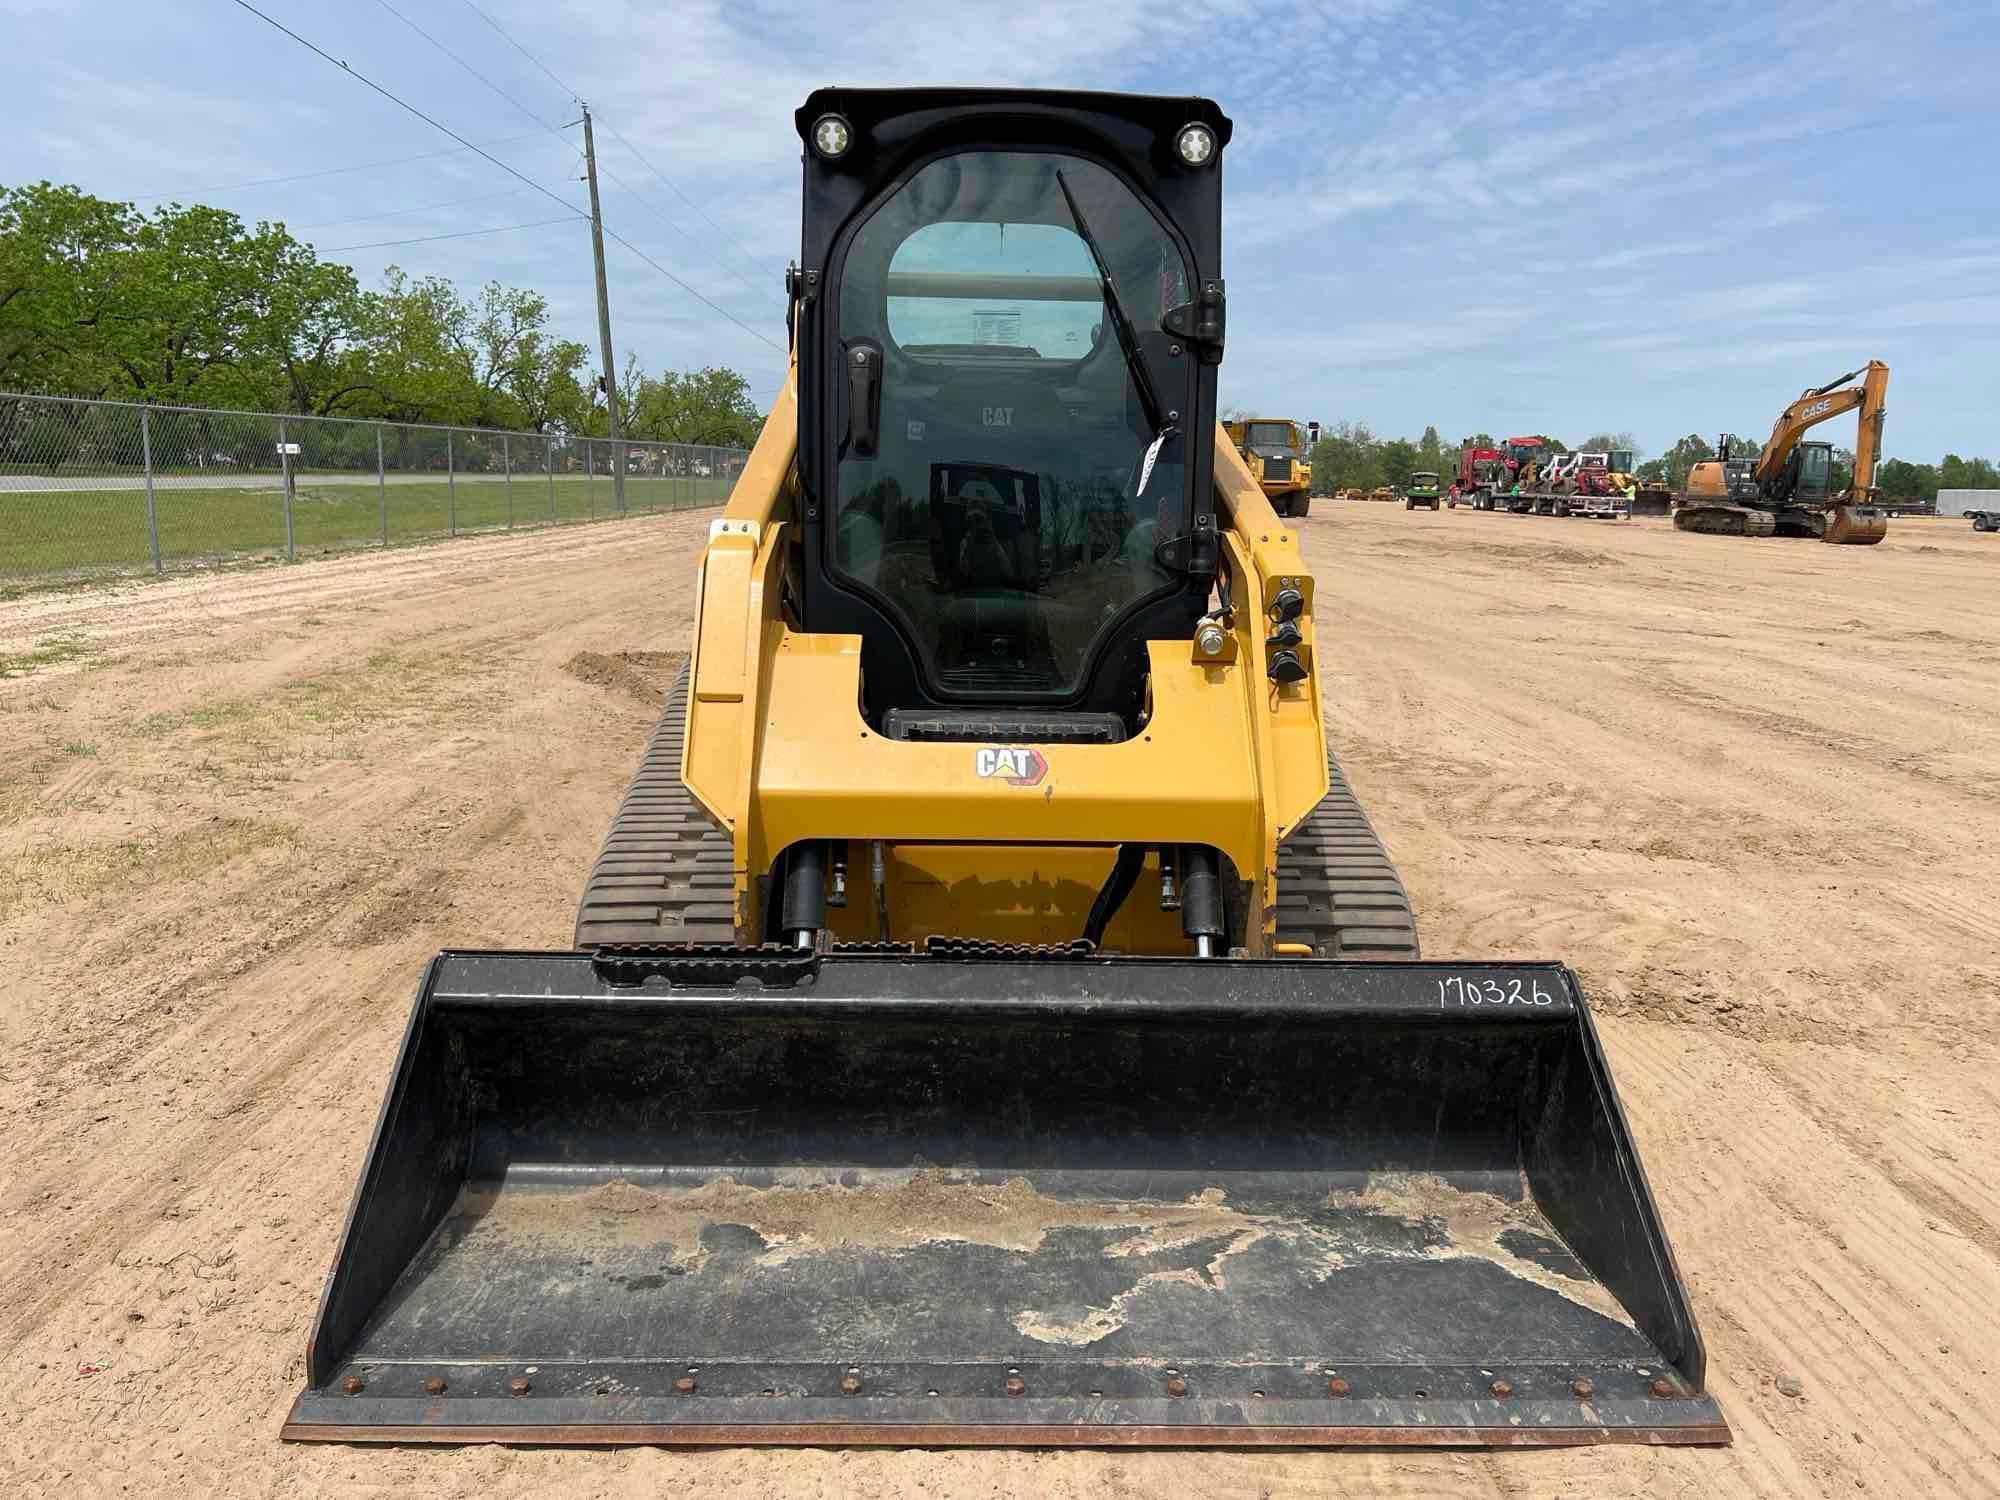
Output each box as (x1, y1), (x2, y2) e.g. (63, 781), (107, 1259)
(441, 0), (771, 287)
(291, 186), (531, 232)
(231, 0), (779, 357)
(129, 130), (549, 203)
(372, 0), (560, 132)
(458, 0), (580, 105)
(603, 119), (769, 286)
(595, 160), (762, 300)
(228, 0), (587, 226)
(600, 226), (784, 353)
(322, 215), (580, 253)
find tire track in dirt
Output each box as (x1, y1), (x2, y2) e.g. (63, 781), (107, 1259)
(1602, 1020), (2000, 1498)
(5, 504), (2000, 1497)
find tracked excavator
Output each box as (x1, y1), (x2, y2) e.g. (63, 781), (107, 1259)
(1676, 361), (1890, 543)
(284, 88), (1726, 1450)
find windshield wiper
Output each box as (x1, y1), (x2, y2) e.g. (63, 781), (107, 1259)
(1055, 169), (1169, 446)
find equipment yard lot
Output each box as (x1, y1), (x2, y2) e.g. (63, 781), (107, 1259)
(1, 507), (1995, 1497)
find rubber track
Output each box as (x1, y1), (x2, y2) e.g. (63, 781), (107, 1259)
(1275, 752), (1421, 960)
(1674, 504), (1778, 538)
(573, 667), (738, 947)
(577, 672), (1420, 959)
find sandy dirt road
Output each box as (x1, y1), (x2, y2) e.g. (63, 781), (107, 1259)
(1, 505), (1996, 1497)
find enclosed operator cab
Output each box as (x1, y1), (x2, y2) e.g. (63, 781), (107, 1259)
(796, 90), (1233, 732)
(1771, 440), (1835, 505)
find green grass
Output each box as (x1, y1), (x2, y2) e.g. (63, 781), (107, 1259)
(0, 474), (733, 581)
(131, 699), (258, 738)
(0, 816), (298, 920)
(123, 645), (491, 752)
(0, 635), (98, 678)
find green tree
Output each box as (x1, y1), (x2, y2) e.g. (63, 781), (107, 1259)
(1581, 431), (1638, 457)
(356, 268), (474, 422)
(3, 185), (377, 411)
(1379, 437), (1419, 485)
(628, 365), (763, 446)
(465, 282), (556, 428)
(1659, 433), (1718, 489)
(1309, 420), (1381, 491)
(2, 179), (769, 445)
(241, 231), (369, 415)
(1417, 423), (1444, 473)
(1875, 457), (1938, 504)
(1934, 453), (2000, 492)
(0, 182), (141, 397)
(101, 203), (287, 405)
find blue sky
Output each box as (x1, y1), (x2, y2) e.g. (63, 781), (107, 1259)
(2, 0), (1995, 461)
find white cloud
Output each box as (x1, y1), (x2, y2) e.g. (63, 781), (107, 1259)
(1, 0), (1991, 456)
(1585, 239), (1720, 272)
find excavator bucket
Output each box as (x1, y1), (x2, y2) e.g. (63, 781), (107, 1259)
(283, 949), (1727, 1448)
(1822, 504), (1888, 545)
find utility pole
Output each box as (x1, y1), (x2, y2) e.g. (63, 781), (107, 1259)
(581, 104), (627, 512)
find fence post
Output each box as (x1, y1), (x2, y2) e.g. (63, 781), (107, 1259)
(447, 429), (457, 536)
(503, 433), (513, 529)
(278, 416), (296, 562)
(139, 406), (161, 574)
(547, 436), (556, 521)
(585, 437), (594, 519)
(376, 425), (388, 547)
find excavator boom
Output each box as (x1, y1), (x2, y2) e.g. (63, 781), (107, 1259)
(1678, 360), (1890, 544)
(1755, 359), (1889, 499)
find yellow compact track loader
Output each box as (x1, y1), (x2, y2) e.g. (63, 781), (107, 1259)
(285, 87), (1726, 1450)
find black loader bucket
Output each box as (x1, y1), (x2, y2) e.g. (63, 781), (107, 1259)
(283, 949), (1728, 1447)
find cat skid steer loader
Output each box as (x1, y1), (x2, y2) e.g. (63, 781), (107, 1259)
(284, 88), (1726, 1450)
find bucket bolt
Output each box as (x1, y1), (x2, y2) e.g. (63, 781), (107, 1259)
(1650, 1376), (1678, 1399)
(674, 1376), (697, 1395)
(1489, 1379), (1513, 1398)
(1326, 1377), (1351, 1398)
(1005, 1376), (1026, 1397)
(510, 1377), (532, 1397)
(422, 1377), (448, 1396)
(1165, 1375), (1188, 1398)
(340, 1376), (365, 1396)
(840, 1374), (862, 1395)
(1570, 1377), (1595, 1399)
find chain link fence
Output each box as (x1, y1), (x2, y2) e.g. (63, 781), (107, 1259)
(0, 392), (748, 586)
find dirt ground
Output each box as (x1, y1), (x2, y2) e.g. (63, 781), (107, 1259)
(2, 505), (1996, 1497)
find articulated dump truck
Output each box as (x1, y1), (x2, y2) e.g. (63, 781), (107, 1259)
(286, 87), (1727, 1450)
